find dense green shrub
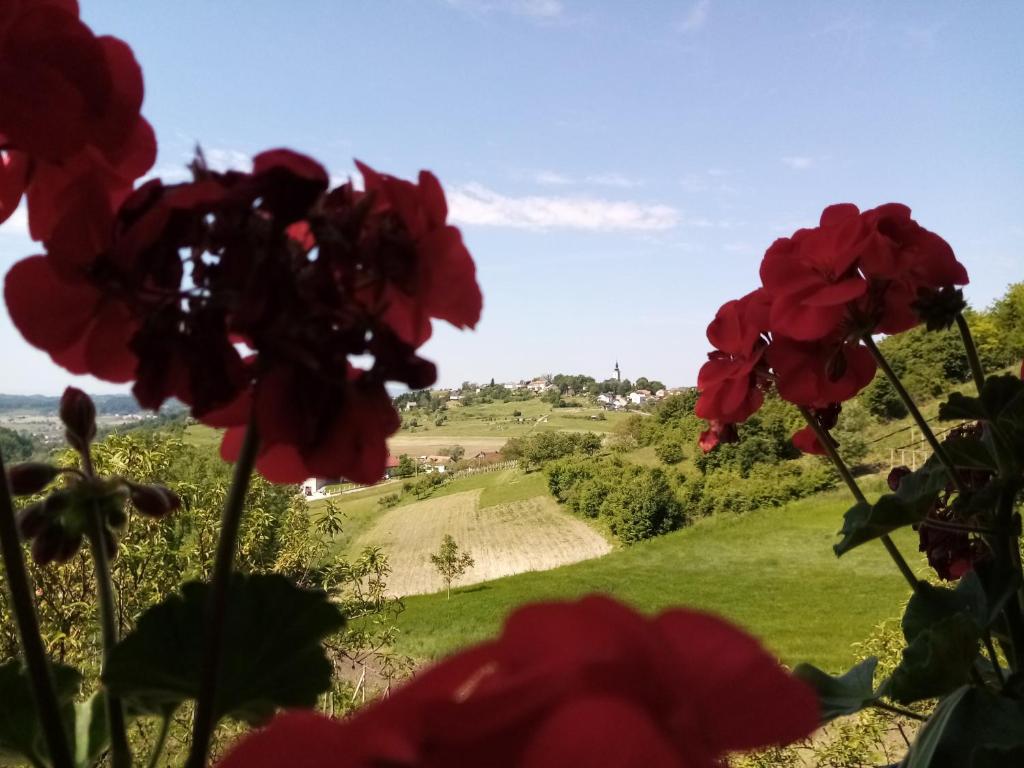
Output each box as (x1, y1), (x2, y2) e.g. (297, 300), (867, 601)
(502, 431), (602, 470)
(547, 458), (686, 543)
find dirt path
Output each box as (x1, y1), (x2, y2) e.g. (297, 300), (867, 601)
(353, 490), (611, 597)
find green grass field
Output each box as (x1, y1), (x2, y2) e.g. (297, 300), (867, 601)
(392, 487), (922, 673)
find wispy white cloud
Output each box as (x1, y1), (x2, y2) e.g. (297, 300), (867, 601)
(781, 156), (814, 170)
(445, 0), (564, 20)
(447, 183), (678, 231)
(533, 170), (574, 186)
(585, 172), (642, 189)
(678, 0), (711, 33)
(531, 169), (643, 188)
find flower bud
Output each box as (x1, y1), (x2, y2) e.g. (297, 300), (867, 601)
(912, 286), (968, 332)
(888, 466), (911, 492)
(16, 502), (47, 540)
(128, 483), (181, 518)
(54, 532), (83, 564)
(31, 525), (64, 566)
(60, 387), (97, 452)
(6, 463), (59, 496)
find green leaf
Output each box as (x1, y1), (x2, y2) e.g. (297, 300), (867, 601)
(903, 686), (969, 768)
(902, 573), (987, 644)
(885, 614), (980, 704)
(972, 745), (1024, 767)
(0, 660), (83, 765)
(73, 693), (109, 767)
(941, 437), (998, 472)
(939, 374), (1024, 423)
(104, 573), (345, 725)
(834, 456), (947, 555)
(905, 687), (1024, 767)
(793, 657), (879, 722)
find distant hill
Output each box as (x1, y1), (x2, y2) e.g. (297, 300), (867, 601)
(0, 394), (185, 416)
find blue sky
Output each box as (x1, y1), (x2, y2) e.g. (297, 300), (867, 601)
(1, 0), (1022, 394)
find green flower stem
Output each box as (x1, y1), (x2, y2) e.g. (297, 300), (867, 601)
(86, 507), (131, 768)
(954, 313), (986, 395)
(798, 407), (920, 589)
(0, 450), (74, 768)
(983, 632), (1007, 688)
(188, 416), (261, 768)
(997, 487), (1024, 673)
(861, 334), (967, 496)
(146, 713), (172, 768)
(871, 701), (927, 722)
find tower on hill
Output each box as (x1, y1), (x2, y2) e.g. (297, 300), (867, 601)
(614, 360), (621, 383)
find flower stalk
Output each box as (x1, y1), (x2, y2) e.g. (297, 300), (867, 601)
(188, 416), (261, 768)
(0, 449), (74, 768)
(85, 505), (131, 768)
(798, 406), (919, 590)
(954, 313), (986, 395)
(861, 334), (966, 496)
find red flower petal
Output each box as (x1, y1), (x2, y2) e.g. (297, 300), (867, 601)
(4, 255), (98, 352)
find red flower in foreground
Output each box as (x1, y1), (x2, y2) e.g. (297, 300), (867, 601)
(858, 204), (968, 334)
(759, 204), (867, 342)
(0, 0), (155, 239)
(698, 421), (738, 453)
(768, 337), (875, 409)
(790, 404), (841, 456)
(6, 148), (481, 485)
(220, 596), (818, 768)
(695, 290), (769, 425)
(357, 161), (483, 346)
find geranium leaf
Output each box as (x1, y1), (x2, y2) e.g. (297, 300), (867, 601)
(793, 657), (878, 722)
(938, 374), (1024, 423)
(73, 693), (109, 767)
(103, 573), (345, 725)
(902, 573), (987, 644)
(0, 659), (81, 765)
(904, 687), (1024, 767)
(940, 436), (998, 472)
(883, 613), (979, 704)
(834, 456), (947, 555)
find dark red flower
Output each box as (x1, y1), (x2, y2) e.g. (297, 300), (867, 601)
(695, 290), (770, 425)
(698, 421), (738, 453)
(218, 368), (402, 486)
(0, 0), (155, 239)
(759, 205), (868, 341)
(4, 256), (138, 382)
(219, 596), (818, 768)
(791, 426), (825, 455)
(356, 161), (483, 346)
(855, 204), (968, 334)
(768, 336), (876, 408)
(7, 144), (481, 486)
(917, 517), (980, 582)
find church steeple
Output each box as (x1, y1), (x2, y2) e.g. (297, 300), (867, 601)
(614, 360), (621, 383)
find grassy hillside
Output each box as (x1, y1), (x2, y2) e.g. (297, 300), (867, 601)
(392, 484), (921, 673)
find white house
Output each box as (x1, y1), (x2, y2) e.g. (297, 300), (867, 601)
(628, 391), (647, 405)
(527, 378), (551, 393)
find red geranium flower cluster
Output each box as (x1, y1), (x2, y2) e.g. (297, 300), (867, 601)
(6, 149), (483, 484)
(220, 596), (818, 768)
(696, 203), (968, 453)
(0, 0), (155, 239)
